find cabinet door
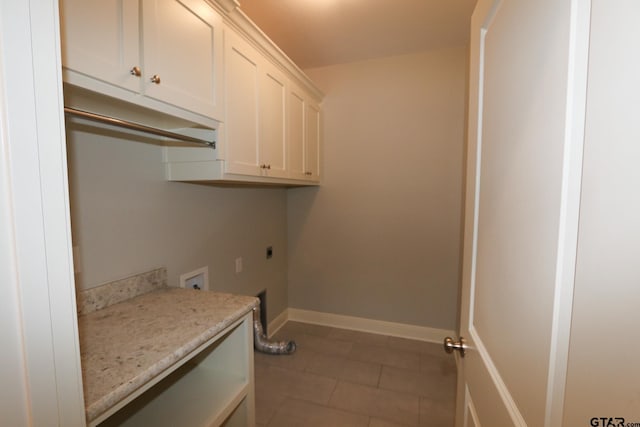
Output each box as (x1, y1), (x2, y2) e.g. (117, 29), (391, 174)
(287, 86), (307, 180)
(224, 31), (261, 176)
(288, 84), (321, 182)
(60, 0), (140, 92)
(259, 62), (288, 178)
(305, 102), (321, 181)
(142, 0), (223, 120)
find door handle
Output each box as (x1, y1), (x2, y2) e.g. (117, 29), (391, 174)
(444, 336), (467, 357)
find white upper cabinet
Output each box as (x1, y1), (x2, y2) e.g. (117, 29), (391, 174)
(142, 0), (224, 120)
(288, 86), (306, 180)
(59, 0), (140, 93)
(224, 30), (288, 179)
(224, 30), (261, 176)
(60, 0), (224, 123)
(61, 0), (323, 185)
(288, 84), (321, 182)
(259, 62), (288, 179)
(305, 102), (321, 181)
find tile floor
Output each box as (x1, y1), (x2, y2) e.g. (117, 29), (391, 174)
(253, 321), (457, 427)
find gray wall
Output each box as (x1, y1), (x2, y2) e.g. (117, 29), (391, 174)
(68, 46), (467, 332)
(67, 127), (288, 324)
(288, 48), (467, 330)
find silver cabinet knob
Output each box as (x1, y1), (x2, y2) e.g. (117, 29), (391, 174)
(130, 66), (141, 77)
(150, 74), (161, 84)
(443, 336), (467, 357)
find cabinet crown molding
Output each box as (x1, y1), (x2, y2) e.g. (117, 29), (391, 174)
(207, 0), (323, 101)
(216, 0), (239, 13)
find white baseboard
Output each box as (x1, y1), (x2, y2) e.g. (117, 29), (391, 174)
(267, 308), (289, 338)
(271, 308), (454, 344)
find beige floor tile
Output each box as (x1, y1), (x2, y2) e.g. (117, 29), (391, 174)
(259, 365), (338, 405)
(294, 333), (354, 357)
(378, 366), (456, 403)
(305, 352), (381, 387)
(268, 398), (369, 427)
(387, 337), (445, 358)
(328, 328), (391, 346)
(329, 381), (420, 427)
(349, 343), (421, 370)
(419, 398), (455, 427)
(255, 362), (287, 424)
(419, 353), (456, 377)
(369, 417), (412, 427)
(254, 347), (314, 372)
(254, 322), (457, 427)
(255, 387), (287, 425)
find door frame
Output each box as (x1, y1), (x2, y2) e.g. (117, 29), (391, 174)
(1, 0), (86, 425)
(456, 0), (592, 425)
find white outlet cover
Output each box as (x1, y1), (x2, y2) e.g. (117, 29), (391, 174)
(179, 266), (209, 291)
(235, 257), (242, 273)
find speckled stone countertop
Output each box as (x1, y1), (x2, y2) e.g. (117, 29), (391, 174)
(78, 288), (258, 423)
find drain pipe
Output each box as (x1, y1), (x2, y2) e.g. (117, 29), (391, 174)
(253, 307), (296, 355)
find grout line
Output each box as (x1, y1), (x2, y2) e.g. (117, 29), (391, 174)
(327, 376), (340, 406)
(325, 380), (376, 422)
(375, 363), (382, 388)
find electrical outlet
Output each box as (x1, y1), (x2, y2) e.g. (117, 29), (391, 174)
(179, 266), (209, 291)
(266, 246), (273, 259)
(235, 257), (243, 273)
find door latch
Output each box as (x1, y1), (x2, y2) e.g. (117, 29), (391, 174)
(443, 336), (467, 357)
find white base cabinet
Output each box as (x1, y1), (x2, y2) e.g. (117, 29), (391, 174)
(96, 314), (254, 427)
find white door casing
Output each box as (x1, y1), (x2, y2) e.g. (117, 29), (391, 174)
(456, 0), (590, 426)
(562, 0), (640, 423)
(1, 0), (86, 425)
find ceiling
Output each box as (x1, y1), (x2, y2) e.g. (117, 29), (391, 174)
(238, 0), (477, 70)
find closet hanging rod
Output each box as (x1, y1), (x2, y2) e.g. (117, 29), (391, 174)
(64, 107), (216, 148)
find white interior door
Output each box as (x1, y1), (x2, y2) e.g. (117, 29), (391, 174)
(455, 0), (590, 425)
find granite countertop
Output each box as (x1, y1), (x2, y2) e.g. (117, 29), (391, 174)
(78, 288), (258, 423)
